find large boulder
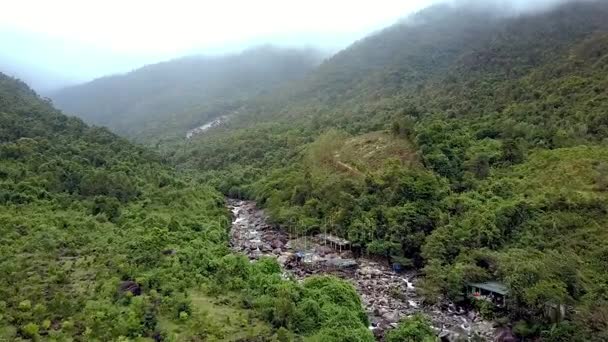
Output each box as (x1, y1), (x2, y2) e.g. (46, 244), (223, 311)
(382, 311), (399, 324)
(495, 327), (517, 342)
(439, 329), (467, 342)
(358, 266), (383, 277)
(270, 239), (285, 249)
(118, 281), (141, 296)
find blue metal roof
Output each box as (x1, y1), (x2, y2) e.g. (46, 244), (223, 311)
(469, 281), (509, 295)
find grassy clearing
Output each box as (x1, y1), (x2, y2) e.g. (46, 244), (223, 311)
(158, 291), (272, 341)
(308, 130), (419, 178)
(337, 131), (419, 173)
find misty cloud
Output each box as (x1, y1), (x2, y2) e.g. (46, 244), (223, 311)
(0, 0), (590, 93)
(0, 0), (438, 93)
(447, 0), (595, 15)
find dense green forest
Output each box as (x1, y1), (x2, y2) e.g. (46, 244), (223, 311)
(50, 46), (322, 142)
(162, 2), (607, 340)
(0, 73), (375, 341)
(6, 0), (608, 341)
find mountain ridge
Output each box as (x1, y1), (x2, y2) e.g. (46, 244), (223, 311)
(4, 0), (608, 340)
(50, 45), (323, 140)
(172, 2), (608, 340)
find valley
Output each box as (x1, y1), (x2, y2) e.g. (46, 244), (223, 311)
(2, 0), (608, 341)
(229, 199), (497, 341)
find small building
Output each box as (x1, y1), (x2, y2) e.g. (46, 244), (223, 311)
(468, 281), (508, 307)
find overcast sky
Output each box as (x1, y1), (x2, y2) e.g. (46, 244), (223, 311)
(0, 0), (444, 92)
(0, 0), (575, 92)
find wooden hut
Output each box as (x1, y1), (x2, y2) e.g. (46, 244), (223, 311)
(468, 281), (508, 307)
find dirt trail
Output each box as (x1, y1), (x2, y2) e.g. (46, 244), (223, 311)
(228, 199), (496, 341)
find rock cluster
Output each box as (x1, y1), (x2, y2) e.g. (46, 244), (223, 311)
(229, 199), (289, 259)
(355, 261), (495, 340)
(228, 199), (496, 341)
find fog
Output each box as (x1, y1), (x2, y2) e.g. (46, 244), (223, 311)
(0, 0), (583, 93)
(447, 0), (586, 15)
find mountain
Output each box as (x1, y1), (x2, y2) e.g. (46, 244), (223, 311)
(0, 73), (371, 341)
(0, 57), (76, 94)
(175, 1), (608, 340)
(7, 0), (608, 340)
(50, 45), (322, 141)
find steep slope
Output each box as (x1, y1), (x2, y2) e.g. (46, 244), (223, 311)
(0, 73), (372, 341)
(177, 1), (608, 340)
(0, 72), (229, 340)
(51, 46), (321, 141)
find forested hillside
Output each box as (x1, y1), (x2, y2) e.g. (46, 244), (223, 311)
(171, 1), (608, 340)
(7, 0), (608, 340)
(0, 73), (373, 341)
(51, 46), (322, 141)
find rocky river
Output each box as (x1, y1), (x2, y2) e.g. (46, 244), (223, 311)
(228, 199), (499, 341)
(186, 115), (229, 139)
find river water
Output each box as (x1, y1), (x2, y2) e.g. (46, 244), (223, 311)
(228, 199), (497, 341)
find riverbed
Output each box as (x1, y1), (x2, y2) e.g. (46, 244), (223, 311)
(186, 115), (229, 139)
(228, 199), (496, 341)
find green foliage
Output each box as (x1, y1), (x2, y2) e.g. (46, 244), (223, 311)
(6, 1), (608, 340)
(421, 146), (608, 335)
(473, 299), (495, 320)
(20, 322), (39, 339)
(385, 314), (436, 342)
(0, 73), (244, 340)
(1, 71), (375, 341)
(208, 257), (372, 339)
(308, 326), (375, 342)
(162, 3), (608, 340)
(596, 162), (608, 191)
(276, 326), (292, 342)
